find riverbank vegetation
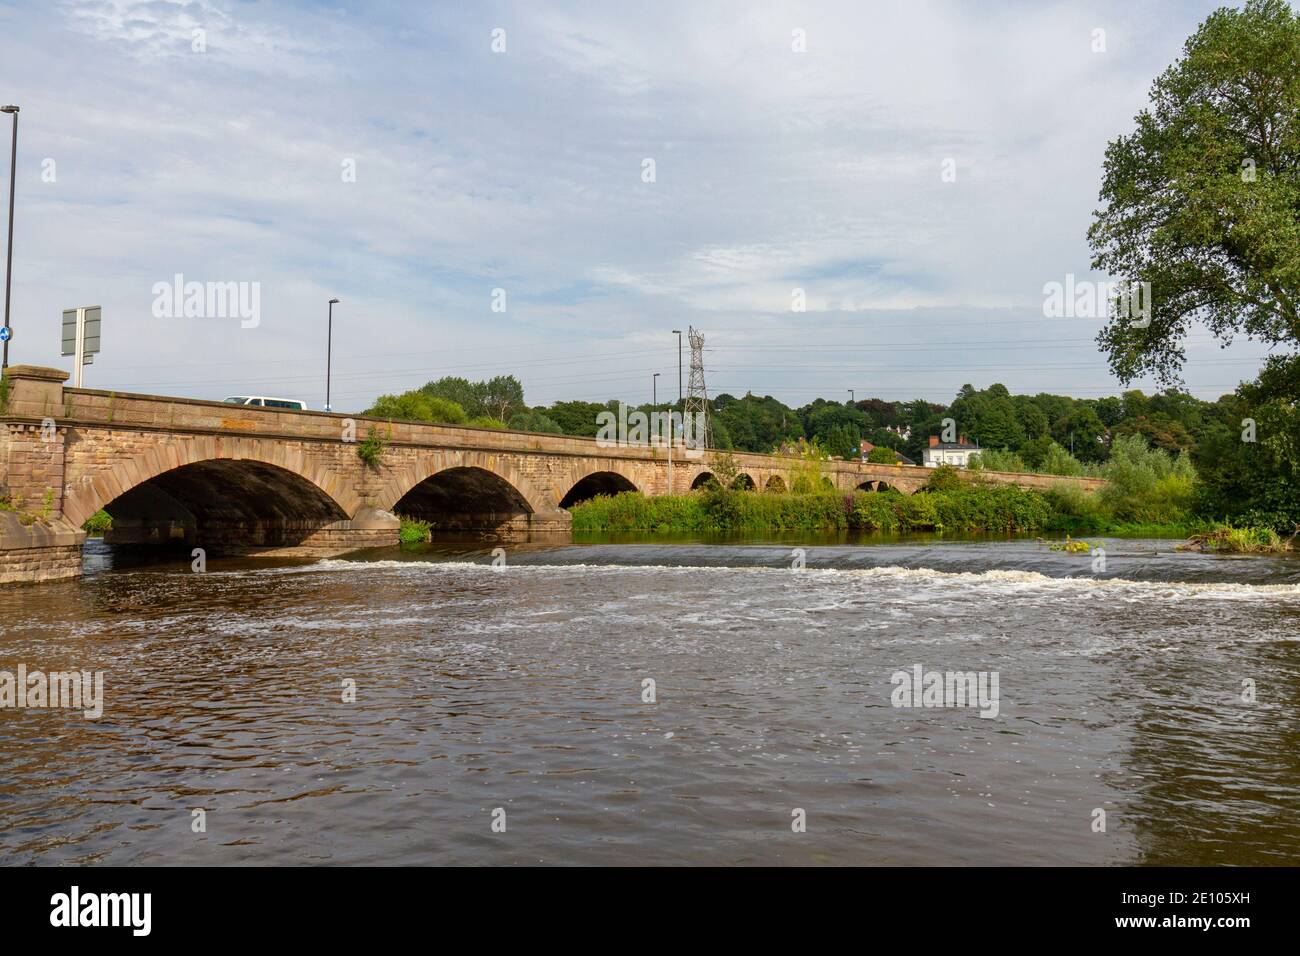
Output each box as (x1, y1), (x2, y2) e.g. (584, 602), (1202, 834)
(1181, 524), (1289, 554)
(570, 459), (1289, 547)
(358, 370), (1296, 540)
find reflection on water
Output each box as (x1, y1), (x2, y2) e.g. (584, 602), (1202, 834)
(1, 535), (1298, 865)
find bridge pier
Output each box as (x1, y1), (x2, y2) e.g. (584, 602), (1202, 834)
(0, 514), (85, 585)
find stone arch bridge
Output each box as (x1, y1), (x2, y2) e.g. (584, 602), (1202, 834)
(0, 366), (1103, 584)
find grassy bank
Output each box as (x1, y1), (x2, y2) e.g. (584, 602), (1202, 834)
(571, 485), (1054, 535)
(570, 479), (1288, 548)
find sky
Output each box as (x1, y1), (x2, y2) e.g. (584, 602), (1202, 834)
(0, 0), (1273, 412)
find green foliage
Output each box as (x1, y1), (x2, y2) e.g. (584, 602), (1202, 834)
(1089, 0), (1300, 387)
(968, 448), (1026, 472)
(4, 488), (58, 527)
(544, 400), (611, 437)
(82, 509), (113, 535)
(799, 399), (871, 459)
(780, 437), (829, 494)
(1097, 433), (1197, 523)
(381, 374), (526, 421)
(866, 445), (898, 464)
(922, 464), (964, 492)
(478, 375), (525, 421)
(507, 409), (563, 433)
(1047, 537), (1094, 553)
(712, 392), (805, 452)
(573, 485), (1053, 535)
(948, 382), (1025, 450)
(357, 426), (388, 468)
(467, 416), (507, 429)
(398, 515), (431, 545)
(418, 376), (484, 416)
(365, 391), (468, 424)
(1041, 483), (1110, 534)
(1051, 405), (1107, 462)
(1184, 523), (1286, 553)
(699, 452), (744, 528)
(1039, 441), (1086, 476)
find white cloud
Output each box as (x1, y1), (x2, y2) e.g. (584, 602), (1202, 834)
(0, 0), (1268, 410)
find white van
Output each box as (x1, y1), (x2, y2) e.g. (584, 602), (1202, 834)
(223, 396), (308, 410)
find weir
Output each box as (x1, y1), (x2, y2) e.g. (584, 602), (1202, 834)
(0, 365), (1105, 585)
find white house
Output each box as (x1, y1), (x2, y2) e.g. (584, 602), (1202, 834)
(922, 435), (980, 468)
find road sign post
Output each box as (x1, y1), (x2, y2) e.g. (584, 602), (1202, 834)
(61, 306), (101, 387)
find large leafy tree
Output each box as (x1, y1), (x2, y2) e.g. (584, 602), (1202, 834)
(480, 375), (525, 421)
(1088, 0), (1300, 385)
(420, 376), (485, 418)
(948, 383), (1026, 450)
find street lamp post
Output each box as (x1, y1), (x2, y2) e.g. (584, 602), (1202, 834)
(672, 329), (682, 406)
(326, 297), (339, 411)
(1, 105), (18, 371)
(653, 372), (660, 410)
(848, 389), (855, 404)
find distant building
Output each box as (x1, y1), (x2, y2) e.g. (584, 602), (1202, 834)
(922, 434), (980, 468)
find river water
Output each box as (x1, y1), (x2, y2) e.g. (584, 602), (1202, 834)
(2, 535), (1298, 866)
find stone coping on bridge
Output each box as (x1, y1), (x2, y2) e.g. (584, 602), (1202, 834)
(3, 365), (685, 462)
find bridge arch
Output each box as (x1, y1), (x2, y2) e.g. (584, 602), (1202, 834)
(690, 471), (716, 490)
(376, 451), (555, 535)
(560, 471), (638, 508)
(62, 437), (360, 530)
(730, 473), (756, 491)
(765, 475), (787, 493)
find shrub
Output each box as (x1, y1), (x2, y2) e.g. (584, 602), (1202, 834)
(1039, 442), (1086, 476)
(1041, 483), (1109, 534)
(398, 515), (431, 544)
(922, 465), (964, 492)
(1184, 524), (1284, 553)
(357, 426), (388, 468)
(364, 392), (469, 425)
(1098, 433), (1196, 523)
(968, 448), (1026, 472)
(82, 510), (113, 536)
(507, 409), (563, 433)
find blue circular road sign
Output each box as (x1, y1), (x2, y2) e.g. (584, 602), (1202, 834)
(0, 326), (10, 342)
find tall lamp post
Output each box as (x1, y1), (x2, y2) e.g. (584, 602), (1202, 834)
(847, 388), (855, 404)
(325, 297), (339, 411)
(672, 329), (682, 406)
(653, 372), (660, 409)
(1, 105), (18, 371)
